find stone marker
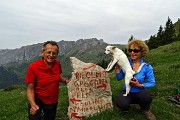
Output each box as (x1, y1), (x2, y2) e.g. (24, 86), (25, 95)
(67, 57), (113, 120)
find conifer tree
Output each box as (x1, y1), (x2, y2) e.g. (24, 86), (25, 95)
(128, 35), (134, 42)
(163, 17), (176, 44)
(157, 25), (164, 46)
(147, 35), (158, 49)
(178, 28), (180, 37)
(157, 25), (164, 39)
(175, 27), (180, 41)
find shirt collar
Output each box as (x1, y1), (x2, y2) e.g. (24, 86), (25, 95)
(129, 58), (144, 67)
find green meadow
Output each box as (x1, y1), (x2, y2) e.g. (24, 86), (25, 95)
(0, 41), (180, 120)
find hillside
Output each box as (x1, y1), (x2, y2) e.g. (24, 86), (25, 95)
(0, 41), (179, 120)
(145, 41), (180, 95)
(0, 66), (20, 88)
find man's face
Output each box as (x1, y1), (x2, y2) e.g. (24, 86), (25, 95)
(42, 44), (58, 66)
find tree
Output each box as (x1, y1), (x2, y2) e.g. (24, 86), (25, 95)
(178, 27), (180, 38)
(128, 35), (134, 42)
(157, 25), (166, 46)
(147, 35), (158, 50)
(147, 17), (179, 49)
(163, 17), (176, 44)
(157, 25), (164, 38)
(157, 25), (164, 46)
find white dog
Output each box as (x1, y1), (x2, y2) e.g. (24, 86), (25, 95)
(105, 45), (135, 96)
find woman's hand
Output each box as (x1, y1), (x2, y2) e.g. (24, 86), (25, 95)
(115, 64), (120, 69)
(129, 78), (144, 88)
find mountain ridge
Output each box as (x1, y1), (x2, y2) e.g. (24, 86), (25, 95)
(0, 38), (125, 88)
(0, 38), (125, 65)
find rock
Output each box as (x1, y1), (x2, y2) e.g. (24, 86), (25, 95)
(67, 57), (113, 120)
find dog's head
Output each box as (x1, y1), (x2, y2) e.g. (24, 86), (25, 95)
(104, 45), (116, 54)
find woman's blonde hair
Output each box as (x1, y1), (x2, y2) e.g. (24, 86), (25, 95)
(127, 39), (149, 57)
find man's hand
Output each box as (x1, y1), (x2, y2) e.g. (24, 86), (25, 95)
(61, 76), (71, 84)
(30, 104), (39, 115)
(65, 79), (70, 84)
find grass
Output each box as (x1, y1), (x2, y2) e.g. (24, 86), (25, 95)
(0, 86), (28, 120)
(0, 41), (180, 120)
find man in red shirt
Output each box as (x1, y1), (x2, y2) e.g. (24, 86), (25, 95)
(25, 41), (70, 120)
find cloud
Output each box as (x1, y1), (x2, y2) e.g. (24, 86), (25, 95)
(0, 0), (179, 49)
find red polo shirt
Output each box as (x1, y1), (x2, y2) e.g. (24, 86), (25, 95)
(25, 59), (62, 104)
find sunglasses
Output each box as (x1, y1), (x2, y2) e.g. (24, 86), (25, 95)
(128, 49), (141, 53)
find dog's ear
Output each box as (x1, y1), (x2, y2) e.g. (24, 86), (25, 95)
(112, 46), (116, 50)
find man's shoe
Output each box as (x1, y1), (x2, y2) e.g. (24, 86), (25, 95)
(143, 110), (156, 120)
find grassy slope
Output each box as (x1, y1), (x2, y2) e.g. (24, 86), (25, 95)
(0, 41), (180, 120)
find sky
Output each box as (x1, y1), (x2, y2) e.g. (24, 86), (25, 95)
(0, 0), (179, 49)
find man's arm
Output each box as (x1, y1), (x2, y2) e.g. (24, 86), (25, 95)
(60, 76), (70, 84)
(27, 83), (39, 115)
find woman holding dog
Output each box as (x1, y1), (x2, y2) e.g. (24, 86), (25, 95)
(115, 39), (156, 120)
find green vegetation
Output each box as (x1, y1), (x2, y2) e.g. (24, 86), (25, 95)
(147, 17), (180, 50)
(0, 41), (180, 120)
(0, 85), (27, 120)
(0, 66), (20, 88)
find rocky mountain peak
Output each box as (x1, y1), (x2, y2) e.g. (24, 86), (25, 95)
(0, 38), (107, 65)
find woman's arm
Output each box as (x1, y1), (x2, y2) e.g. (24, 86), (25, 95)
(115, 64), (125, 81)
(144, 64), (156, 88)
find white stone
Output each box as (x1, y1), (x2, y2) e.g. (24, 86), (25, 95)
(67, 57), (113, 120)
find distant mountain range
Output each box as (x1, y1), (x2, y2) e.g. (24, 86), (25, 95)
(0, 38), (125, 88)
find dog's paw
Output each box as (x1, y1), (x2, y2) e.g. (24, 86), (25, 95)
(123, 94), (127, 96)
(105, 69), (109, 72)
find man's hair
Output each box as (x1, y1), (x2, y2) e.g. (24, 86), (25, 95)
(42, 40), (59, 53)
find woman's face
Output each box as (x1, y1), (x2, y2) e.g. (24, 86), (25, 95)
(128, 44), (142, 61)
